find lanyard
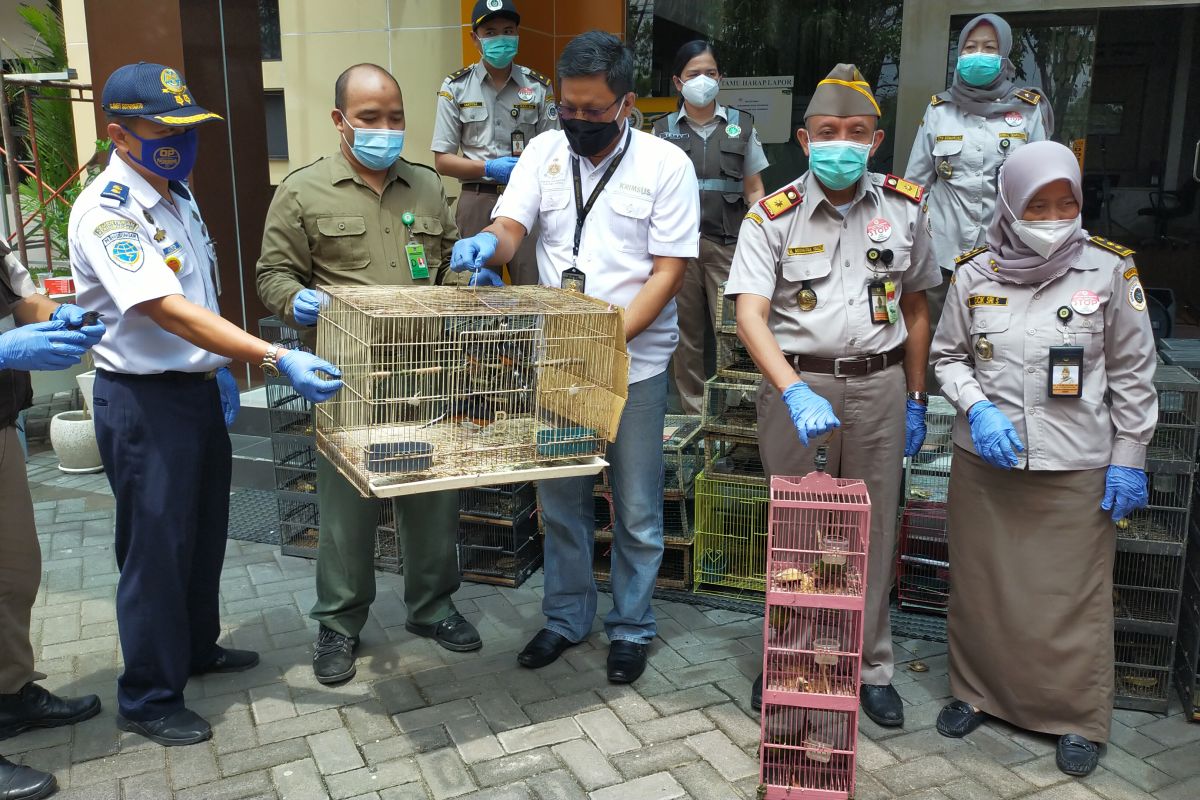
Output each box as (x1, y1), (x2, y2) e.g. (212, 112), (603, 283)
(570, 126), (632, 265)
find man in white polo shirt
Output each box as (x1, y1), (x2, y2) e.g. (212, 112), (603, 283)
(451, 30), (699, 684)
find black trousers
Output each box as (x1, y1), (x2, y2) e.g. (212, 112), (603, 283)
(93, 369), (231, 720)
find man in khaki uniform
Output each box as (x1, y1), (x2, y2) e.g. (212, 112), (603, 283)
(257, 64), (479, 687)
(727, 64), (941, 728)
(431, 0), (555, 286)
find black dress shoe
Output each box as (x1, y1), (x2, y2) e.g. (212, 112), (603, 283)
(116, 708), (211, 747)
(192, 647), (260, 675)
(860, 684), (904, 728)
(607, 641), (648, 684)
(0, 755), (56, 800)
(751, 672), (763, 712)
(1056, 733), (1100, 777)
(936, 700), (987, 738)
(0, 683), (101, 740)
(518, 629), (578, 669)
(313, 625), (360, 685)
(406, 613), (482, 653)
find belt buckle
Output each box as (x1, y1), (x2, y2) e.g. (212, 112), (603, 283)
(832, 357), (854, 378)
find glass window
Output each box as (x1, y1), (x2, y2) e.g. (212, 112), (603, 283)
(628, 0), (904, 190)
(265, 91), (288, 159)
(260, 0), (282, 61)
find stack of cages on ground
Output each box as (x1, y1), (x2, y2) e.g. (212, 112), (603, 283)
(458, 504), (541, 588)
(1113, 364), (1200, 712)
(693, 469), (769, 601)
(314, 285), (627, 496)
(760, 468), (871, 799)
(896, 396), (956, 616)
(716, 280), (737, 335)
(716, 332), (760, 383)
(1178, 516), (1200, 721)
(1160, 338), (1200, 381)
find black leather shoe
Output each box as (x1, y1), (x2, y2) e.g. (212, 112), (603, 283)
(518, 629), (578, 669)
(313, 625), (359, 685)
(406, 613), (482, 653)
(192, 647), (260, 675)
(0, 682), (101, 740)
(860, 684), (904, 728)
(936, 700), (987, 738)
(751, 672), (763, 712)
(0, 755), (56, 800)
(116, 708), (211, 747)
(607, 641), (648, 684)
(1056, 733), (1100, 777)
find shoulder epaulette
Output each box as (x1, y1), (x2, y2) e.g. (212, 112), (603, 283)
(883, 174), (924, 203)
(99, 181), (129, 206)
(278, 157), (325, 185)
(758, 185), (802, 220)
(522, 67), (551, 87)
(447, 66), (472, 83)
(930, 94), (946, 107)
(398, 157), (439, 179)
(954, 245), (988, 266)
(1088, 235), (1135, 258)
(1015, 88), (1042, 105)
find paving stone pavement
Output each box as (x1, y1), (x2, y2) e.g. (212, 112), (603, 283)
(8, 451), (1199, 799)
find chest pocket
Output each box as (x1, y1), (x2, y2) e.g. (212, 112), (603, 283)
(932, 136), (965, 179)
(408, 216), (443, 278)
(458, 105), (489, 146)
(315, 215), (370, 271)
(969, 310), (1011, 371)
(781, 255), (833, 309)
(719, 137), (746, 180)
(514, 104), (540, 128)
(538, 186), (571, 245)
(606, 192), (653, 253)
(997, 132), (1027, 157)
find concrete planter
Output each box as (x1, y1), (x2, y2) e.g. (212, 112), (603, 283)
(49, 410), (104, 474)
(76, 369), (97, 416)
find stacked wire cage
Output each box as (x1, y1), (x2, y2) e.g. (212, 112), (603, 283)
(457, 483), (541, 588)
(760, 463), (871, 799)
(1160, 338), (1200, 381)
(1112, 364), (1200, 712)
(1177, 514), (1200, 722)
(896, 396), (956, 616)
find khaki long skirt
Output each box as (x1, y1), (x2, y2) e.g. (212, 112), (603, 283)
(947, 447), (1115, 742)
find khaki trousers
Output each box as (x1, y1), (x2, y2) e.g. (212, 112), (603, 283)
(756, 364), (905, 686)
(0, 425), (40, 694)
(456, 188), (540, 286)
(672, 237), (735, 415)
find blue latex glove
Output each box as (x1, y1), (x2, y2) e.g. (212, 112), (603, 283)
(469, 268), (505, 288)
(279, 349), (343, 404)
(781, 381), (840, 446)
(966, 400), (1025, 469)
(216, 367), (240, 428)
(0, 320), (89, 372)
(50, 304), (105, 347)
(1101, 465), (1149, 522)
(450, 232), (498, 273)
(293, 289), (323, 327)
(904, 399), (927, 458)
(484, 156), (520, 184)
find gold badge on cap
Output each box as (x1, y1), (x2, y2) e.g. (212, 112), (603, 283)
(160, 68), (185, 94)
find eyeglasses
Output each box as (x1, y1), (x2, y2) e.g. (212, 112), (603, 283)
(556, 97), (623, 122)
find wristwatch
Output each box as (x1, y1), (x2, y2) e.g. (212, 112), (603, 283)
(907, 391), (929, 404)
(262, 344), (282, 377)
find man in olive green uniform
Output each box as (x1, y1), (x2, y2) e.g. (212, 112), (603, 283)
(431, 0), (555, 286)
(257, 64), (480, 686)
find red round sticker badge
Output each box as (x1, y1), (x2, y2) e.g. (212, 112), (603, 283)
(1005, 111), (1023, 127)
(866, 218), (892, 243)
(517, 87), (535, 102)
(1070, 289), (1100, 315)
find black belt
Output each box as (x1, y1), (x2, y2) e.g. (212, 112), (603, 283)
(463, 183), (503, 195)
(786, 345), (905, 378)
(97, 367), (217, 382)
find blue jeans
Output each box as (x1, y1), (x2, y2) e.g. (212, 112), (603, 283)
(538, 371), (668, 645)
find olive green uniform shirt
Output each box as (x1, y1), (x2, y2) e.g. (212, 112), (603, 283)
(256, 150), (460, 336)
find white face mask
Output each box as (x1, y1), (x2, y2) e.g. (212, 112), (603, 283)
(680, 74), (720, 107)
(1011, 217), (1081, 259)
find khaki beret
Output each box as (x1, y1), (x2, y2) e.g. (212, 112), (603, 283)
(804, 63), (881, 119)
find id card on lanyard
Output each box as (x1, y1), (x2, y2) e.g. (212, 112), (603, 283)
(567, 126), (633, 293)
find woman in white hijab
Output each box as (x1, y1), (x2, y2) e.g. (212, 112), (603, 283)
(906, 13), (1053, 326)
(930, 141), (1157, 778)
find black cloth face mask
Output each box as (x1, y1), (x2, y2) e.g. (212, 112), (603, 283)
(563, 99), (626, 157)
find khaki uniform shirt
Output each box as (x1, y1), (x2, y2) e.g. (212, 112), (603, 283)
(430, 61), (557, 183)
(931, 238), (1157, 470)
(725, 170), (942, 358)
(905, 95), (1048, 271)
(256, 151), (459, 337)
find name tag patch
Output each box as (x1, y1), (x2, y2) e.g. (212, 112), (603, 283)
(968, 295), (1009, 307)
(935, 135), (963, 142)
(786, 245), (825, 256)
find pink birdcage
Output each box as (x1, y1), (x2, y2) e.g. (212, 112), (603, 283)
(761, 454), (871, 800)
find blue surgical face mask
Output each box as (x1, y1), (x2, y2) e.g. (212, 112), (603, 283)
(339, 113), (405, 170)
(480, 34), (519, 69)
(957, 52), (1003, 87)
(807, 139), (872, 191)
(122, 126), (199, 181)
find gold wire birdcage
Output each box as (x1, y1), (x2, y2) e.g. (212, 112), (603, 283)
(716, 281), (737, 334)
(715, 332), (760, 382)
(315, 286), (629, 497)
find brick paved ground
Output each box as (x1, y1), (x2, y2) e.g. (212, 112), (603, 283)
(8, 451), (1200, 800)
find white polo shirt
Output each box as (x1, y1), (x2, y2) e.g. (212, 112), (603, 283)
(493, 124), (700, 384)
(68, 154), (228, 375)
